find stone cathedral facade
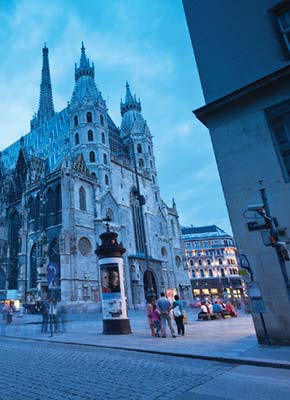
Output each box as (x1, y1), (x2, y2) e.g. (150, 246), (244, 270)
(0, 44), (191, 308)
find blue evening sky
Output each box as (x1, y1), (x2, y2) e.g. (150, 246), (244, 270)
(0, 0), (231, 234)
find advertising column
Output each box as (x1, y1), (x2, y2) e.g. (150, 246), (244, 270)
(95, 226), (131, 334)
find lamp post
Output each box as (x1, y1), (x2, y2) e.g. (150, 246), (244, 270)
(130, 139), (155, 302)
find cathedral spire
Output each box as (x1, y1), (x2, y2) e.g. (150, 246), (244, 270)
(120, 82), (141, 117)
(125, 82), (134, 103)
(37, 44), (55, 123)
(75, 42), (94, 81)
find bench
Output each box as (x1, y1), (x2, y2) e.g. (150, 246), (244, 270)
(198, 312), (219, 321)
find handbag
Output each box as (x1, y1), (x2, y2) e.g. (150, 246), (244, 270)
(173, 305), (181, 317)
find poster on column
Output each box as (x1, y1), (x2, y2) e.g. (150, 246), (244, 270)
(100, 263), (124, 319)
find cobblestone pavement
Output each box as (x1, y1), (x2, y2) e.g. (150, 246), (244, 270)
(0, 337), (233, 400)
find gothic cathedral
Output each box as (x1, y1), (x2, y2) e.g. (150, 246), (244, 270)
(0, 44), (191, 308)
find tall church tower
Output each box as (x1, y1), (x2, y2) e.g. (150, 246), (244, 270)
(69, 43), (111, 191)
(120, 83), (159, 201)
(30, 44), (55, 130)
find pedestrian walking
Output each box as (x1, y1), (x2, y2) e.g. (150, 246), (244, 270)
(152, 304), (161, 337)
(156, 292), (176, 338)
(147, 299), (156, 336)
(40, 298), (49, 333)
(2, 303), (7, 321)
(6, 302), (14, 325)
(173, 294), (185, 336)
(57, 303), (68, 332)
(48, 300), (58, 336)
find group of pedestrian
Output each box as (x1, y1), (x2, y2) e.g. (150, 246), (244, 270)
(40, 298), (68, 335)
(198, 299), (238, 319)
(147, 293), (185, 338)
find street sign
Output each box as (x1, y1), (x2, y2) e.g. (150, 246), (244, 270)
(47, 263), (59, 290)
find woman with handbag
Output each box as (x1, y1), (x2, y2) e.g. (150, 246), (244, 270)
(172, 294), (185, 336)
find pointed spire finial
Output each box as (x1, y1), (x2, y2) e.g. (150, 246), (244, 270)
(121, 82), (142, 116)
(172, 198), (176, 209)
(74, 42), (94, 81)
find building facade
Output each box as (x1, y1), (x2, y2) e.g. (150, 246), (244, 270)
(183, 0), (290, 344)
(182, 225), (244, 301)
(0, 43), (191, 308)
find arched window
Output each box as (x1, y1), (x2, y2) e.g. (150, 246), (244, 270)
(150, 160), (153, 168)
(74, 115), (78, 127)
(55, 185), (62, 225)
(103, 153), (107, 165)
(190, 260), (194, 266)
(100, 114), (104, 126)
(175, 255), (181, 268)
(91, 172), (96, 179)
(207, 259), (211, 266)
(86, 112), (92, 123)
(171, 220), (175, 237)
(137, 143), (142, 153)
(218, 258), (223, 265)
(198, 259), (202, 266)
(47, 188), (54, 214)
(0, 268), (6, 290)
(192, 270), (196, 278)
(75, 133), (79, 145)
(229, 268), (233, 275)
(89, 151), (95, 162)
(139, 158), (144, 168)
(155, 192), (158, 202)
(152, 175), (155, 184)
(221, 268), (225, 277)
(200, 269), (205, 277)
(79, 187), (86, 211)
(101, 132), (105, 144)
(148, 145), (152, 155)
(30, 244), (37, 289)
(88, 130), (93, 141)
(105, 175), (109, 185)
(161, 246), (167, 257)
(209, 269), (213, 277)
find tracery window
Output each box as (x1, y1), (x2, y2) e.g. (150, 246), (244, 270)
(79, 187), (86, 211)
(30, 244), (37, 289)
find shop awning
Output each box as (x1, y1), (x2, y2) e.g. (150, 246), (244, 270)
(6, 290), (19, 300)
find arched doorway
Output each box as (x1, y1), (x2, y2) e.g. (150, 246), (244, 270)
(143, 270), (157, 298)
